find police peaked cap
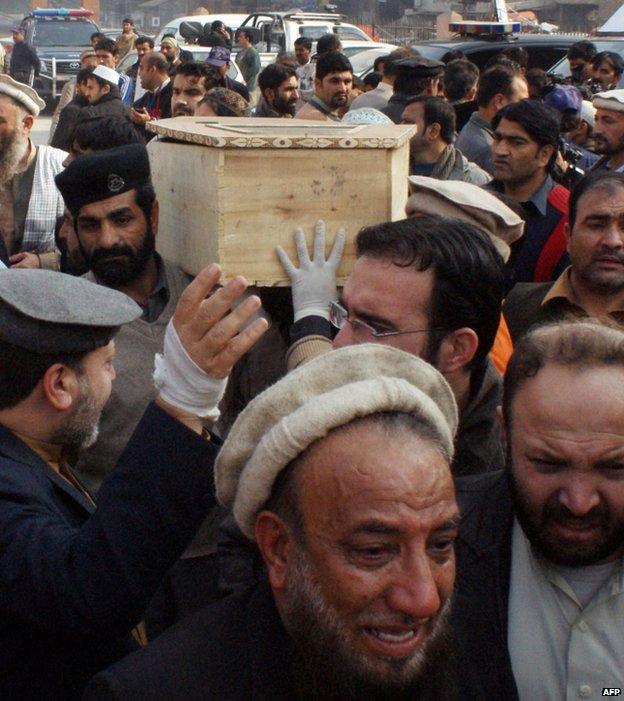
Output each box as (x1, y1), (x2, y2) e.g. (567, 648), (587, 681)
(55, 143), (152, 216)
(0, 270), (141, 354)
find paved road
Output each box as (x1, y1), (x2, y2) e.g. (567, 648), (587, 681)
(31, 115), (52, 147)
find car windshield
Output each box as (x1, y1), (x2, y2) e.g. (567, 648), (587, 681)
(299, 25), (331, 40)
(349, 48), (388, 75)
(32, 19), (96, 46)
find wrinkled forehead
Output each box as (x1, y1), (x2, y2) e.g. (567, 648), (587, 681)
(296, 420), (454, 527)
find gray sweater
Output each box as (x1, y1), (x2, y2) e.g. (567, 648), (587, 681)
(76, 259), (192, 491)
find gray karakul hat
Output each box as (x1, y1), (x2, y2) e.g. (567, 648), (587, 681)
(216, 344), (458, 539)
(0, 269), (141, 353)
(55, 143), (152, 216)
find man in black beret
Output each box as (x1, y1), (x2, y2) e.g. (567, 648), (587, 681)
(0, 264), (267, 700)
(381, 56), (444, 124)
(55, 143), (192, 489)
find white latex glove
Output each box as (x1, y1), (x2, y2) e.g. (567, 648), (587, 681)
(276, 220), (346, 322)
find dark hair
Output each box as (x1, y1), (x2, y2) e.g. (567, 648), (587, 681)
(90, 31), (105, 42)
(568, 170), (624, 230)
(211, 20), (225, 31)
(476, 64), (520, 108)
(492, 99), (560, 170)
(0, 340), (85, 410)
(236, 28), (253, 42)
(174, 60), (217, 89)
(363, 71), (382, 89)
(525, 67), (550, 98)
(443, 59), (479, 102)
(441, 49), (465, 64)
(373, 55), (386, 72)
(71, 115), (144, 151)
(405, 95), (456, 143)
(294, 36), (312, 51)
(315, 51), (352, 81)
(499, 46), (529, 70)
(567, 40), (597, 62)
(143, 52), (169, 73)
(393, 71), (436, 97)
(122, 17), (134, 24)
(95, 38), (119, 56)
(355, 216), (505, 369)
(316, 33), (342, 55)
(383, 47), (418, 78)
(503, 320), (624, 430)
(76, 66), (94, 85)
(135, 35), (154, 48)
(258, 63), (297, 94)
(592, 51), (624, 78)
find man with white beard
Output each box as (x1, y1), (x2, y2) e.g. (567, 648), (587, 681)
(0, 76), (66, 270)
(86, 345), (483, 700)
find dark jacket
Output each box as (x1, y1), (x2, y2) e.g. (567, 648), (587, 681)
(381, 91), (411, 123)
(453, 471), (519, 700)
(133, 81), (173, 141)
(496, 179), (570, 287)
(82, 89), (128, 121)
(0, 403), (219, 701)
(85, 581), (482, 700)
(9, 40), (40, 79)
(50, 93), (89, 151)
(225, 75), (250, 102)
(503, 280), (558, 343)
(454, 359), (504, 477)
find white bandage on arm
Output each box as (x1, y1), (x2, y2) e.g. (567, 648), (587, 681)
(153, 321), (227, 421)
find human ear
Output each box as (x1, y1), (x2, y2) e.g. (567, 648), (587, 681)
(41, 363), (80, 412)
(150, 199), (160, 237)
(255, 511), (294, 593)
(435, 327), (479, 374)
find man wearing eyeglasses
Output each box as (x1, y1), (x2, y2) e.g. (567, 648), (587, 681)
(278, 214), (507, 476)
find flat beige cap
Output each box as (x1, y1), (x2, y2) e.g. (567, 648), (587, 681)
(593, 89), (624, 113)
(406, 176), (525, 262)
(216, 344), (458, 539)
(0, 74), (45, 116)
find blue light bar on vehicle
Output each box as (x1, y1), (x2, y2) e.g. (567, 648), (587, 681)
(32, 8), (94, 18)
(450, 21), (521, 36)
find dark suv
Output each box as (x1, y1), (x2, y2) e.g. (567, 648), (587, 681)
(16, 9), (100, 104)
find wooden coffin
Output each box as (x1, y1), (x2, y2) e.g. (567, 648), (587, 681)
(147, 117), (415, 285)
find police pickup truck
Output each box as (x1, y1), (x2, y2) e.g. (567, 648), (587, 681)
(14, 8), (99, 103)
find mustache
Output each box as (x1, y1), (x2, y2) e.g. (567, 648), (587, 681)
(88, 245), (136, 264)
(592, 249), (624, 264)
(542, 499), (609, 529)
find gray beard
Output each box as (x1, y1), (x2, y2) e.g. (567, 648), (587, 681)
(50, 375), (103, 450)
(281, 547), (458, 701)
(0, 131), (29, 187)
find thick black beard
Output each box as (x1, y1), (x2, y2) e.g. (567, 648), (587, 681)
(273, 96), (297, 117)
(84, 221), (155, 286)
(507, 462), (624, 567)
(282, 552), (459, 701)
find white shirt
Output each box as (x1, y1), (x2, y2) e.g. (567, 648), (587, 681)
(508, 519), (624, 701)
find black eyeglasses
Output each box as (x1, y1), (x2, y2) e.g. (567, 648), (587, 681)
(329, 301), (444, 339)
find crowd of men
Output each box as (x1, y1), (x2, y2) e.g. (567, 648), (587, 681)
(0, 22), (624, 701)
